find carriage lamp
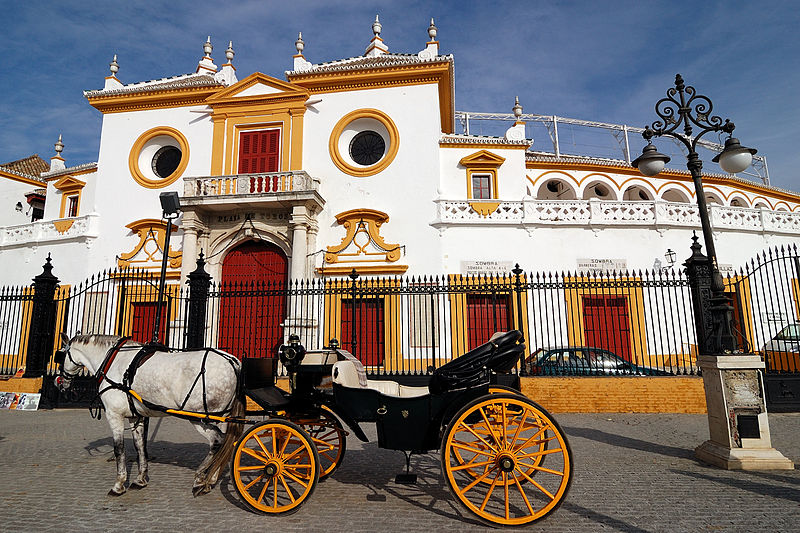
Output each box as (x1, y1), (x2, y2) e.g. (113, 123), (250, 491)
(15, 201), (23, 212)
(664, 248), (676, 269)
(328, 338), (340, 350)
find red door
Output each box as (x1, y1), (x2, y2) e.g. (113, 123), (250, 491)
(131, 302), (167, 344)
(218, 241), (287, 359)
(466, 293), (511, 350)
(238, 130), (280, 174)
(340, 298), (385, 366)
(582, 295), (631, 360)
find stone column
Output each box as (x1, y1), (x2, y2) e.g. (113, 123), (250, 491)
(179, 211), (203, 281)
(289, 205), (310, 280)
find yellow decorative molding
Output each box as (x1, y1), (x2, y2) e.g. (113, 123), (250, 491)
(315, 264), (409, 275)
(324, 209), (405, 268)
(118, 218), (182, 270)
(289, 61), (454, 133)
(86, 86), (220, 114)
(54, 176), (86, 218)
(52, 219), (75, 234)
(468, 202), (501, 216)
(128, 126), (190, 189)
(328, 109), (399, 177)
(460, 150), (505, 201)
(459, 150), (506, 167)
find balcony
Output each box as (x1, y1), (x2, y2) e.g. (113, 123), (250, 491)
(181, 171), (323, 212)
(0, 213), (100, 249)
(433, 199), (800, 235)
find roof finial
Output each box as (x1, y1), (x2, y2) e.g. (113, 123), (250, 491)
(109, 54), (119, 77)
(513, 96), (523, 119)
(203, 36), (213, 58)
(428, 18), (437, 41)
(295, 32), (305, 55)
(372, 14), (382, 37)
(54, 134), (64, 156)
(225, 41), (235, 63)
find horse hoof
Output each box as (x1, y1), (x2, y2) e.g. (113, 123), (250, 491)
(192, 485), (211, 497)
(108, 488), (125, 497)
(129, 482), (147, 490)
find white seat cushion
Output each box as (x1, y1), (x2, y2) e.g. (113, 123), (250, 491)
(332, 361), (429, 398)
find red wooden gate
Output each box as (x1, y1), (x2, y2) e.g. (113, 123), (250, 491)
(238, 130), (280, 174)
(466, 293), (511, 350)
(130, 302), (166, 343)
(218, 241), (287, 359)
(340, 298), (385, 366)
(582, 295), (631, 361)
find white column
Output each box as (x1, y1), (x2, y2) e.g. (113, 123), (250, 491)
(290, 205), (309, 281)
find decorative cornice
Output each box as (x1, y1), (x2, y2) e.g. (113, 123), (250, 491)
(441, 134), (530, 148)
(0, 166), (44, 186)
(41, 162), (97, 180)
(86, 85), (221, 114)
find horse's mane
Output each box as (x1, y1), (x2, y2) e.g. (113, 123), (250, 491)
(73, 334), (121, 346)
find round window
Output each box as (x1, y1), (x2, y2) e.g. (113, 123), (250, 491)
(349, 131), (385, 166)
(151, 146), (182, 179)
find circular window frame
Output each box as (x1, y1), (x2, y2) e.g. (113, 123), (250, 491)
(128, 126), (190, 189)
(328, 109), (399, 177)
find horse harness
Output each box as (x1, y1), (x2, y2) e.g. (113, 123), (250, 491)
(69, 337), (240, 422)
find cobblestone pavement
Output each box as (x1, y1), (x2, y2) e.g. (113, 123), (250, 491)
(1, 408), (798, 532)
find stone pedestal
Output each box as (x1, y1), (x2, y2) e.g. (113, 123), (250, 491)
(695, 354), (794, 470)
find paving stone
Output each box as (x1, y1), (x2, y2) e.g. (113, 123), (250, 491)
(0, 409), (798, 532)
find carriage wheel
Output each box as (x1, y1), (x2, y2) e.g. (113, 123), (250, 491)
(454, 386), (546, 485)
(231, 420), (320, 514)
(295, 409), (346, 480)
(441, 394), (572, 526)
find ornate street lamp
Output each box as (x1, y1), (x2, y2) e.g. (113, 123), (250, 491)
(632, 74), (756, 354)
(153, 191), (181, 344)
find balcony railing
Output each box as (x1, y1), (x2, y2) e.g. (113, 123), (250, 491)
(433, 199), (800, 235)
(183, 171), (318, 198)
(0, 214), (100, 248)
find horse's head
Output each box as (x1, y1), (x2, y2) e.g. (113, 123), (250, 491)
(54, 332), (82, 392)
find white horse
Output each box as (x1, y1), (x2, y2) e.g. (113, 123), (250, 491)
(55, 333), (244, 497)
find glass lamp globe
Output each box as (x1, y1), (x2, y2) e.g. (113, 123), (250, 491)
(632, 143), (671, 177)
(712, 138), (757, 174)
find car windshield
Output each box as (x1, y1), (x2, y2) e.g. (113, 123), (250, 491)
(776, 324), (800, 341)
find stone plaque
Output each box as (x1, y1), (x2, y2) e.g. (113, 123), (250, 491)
(722, 369), (763, 410)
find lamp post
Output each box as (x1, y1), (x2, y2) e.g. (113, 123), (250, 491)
(633, 74), (792, 470)
(632, 74), (756, 355)
(152, 191), (181, 344)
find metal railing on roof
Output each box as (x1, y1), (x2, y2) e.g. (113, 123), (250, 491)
(455, 111), (770, 185)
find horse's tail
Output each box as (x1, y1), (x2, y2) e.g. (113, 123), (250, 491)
(204, 396), (245, 487)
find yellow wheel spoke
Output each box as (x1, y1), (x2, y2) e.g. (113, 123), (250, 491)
(282, 444), (306, 462)
(257, 475), (270, 505)
(513, 475), (535, 516)
(457, 465), (496, 495)
(479, 471), (501, 512)
(271, 427), (277, 456)
(501, 403), (508, 443)
(320, 451), (337, 462)
(279, 433), (292, 456)
(283, 467), (311, 488)
(457, 421), (496, 451)
(254, 434), (271, 458)
(450, 441), (493, 456)
(518, 461), (565, 476)
(279, 475), (296, 504)
(518, 448), (564, 459)
(508, 408), (529, 448)
(513, 426), (548, 453)
(479, 407), (501, 446)
(451, 459), (495, 472)
(504, 472), (510, 520)
(518, 469), (556, 500)
(238, 464), (268, 472)
(243, 473), (265, 491)
(241, 447), (270, 463)
(272, 476), (278, 509)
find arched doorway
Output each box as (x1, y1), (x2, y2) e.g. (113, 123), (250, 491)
(218, 240), (288, 359)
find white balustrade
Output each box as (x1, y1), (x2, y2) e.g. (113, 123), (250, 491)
(433, 199), (800, 235)
(0, 214), (100, 248)
(184, 171), (317, 197)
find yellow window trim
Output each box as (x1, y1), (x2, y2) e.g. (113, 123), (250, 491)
(446, 274), (529, 359)
(328, 109), (400, 177)
(118, 218), (182, 271)
(54, 176), (86, 218)
(324, 208), (403, 265)
(128, 127), (190, 189)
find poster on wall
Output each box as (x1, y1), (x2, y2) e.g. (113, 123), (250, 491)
(0, 392), (40, 410)
(576, 258), (627, 274)
(461, 260), (515, 275)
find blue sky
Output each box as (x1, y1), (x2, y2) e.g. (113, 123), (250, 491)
(1, 1), (798, 190)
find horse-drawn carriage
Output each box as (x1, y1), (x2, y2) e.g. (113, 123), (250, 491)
(55, 330), (572, 527)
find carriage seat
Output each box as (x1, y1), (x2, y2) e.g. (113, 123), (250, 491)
(332, 360), (429, 398)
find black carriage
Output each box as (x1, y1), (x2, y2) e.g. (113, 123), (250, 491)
(233, 330), (573, 526)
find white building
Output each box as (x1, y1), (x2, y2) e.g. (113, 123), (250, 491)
(0, 19), (798, 362)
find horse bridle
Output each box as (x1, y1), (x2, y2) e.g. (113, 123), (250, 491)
(54, 343), (82, 383)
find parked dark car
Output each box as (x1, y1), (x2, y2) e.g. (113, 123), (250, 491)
(526, 347), (670, 376)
